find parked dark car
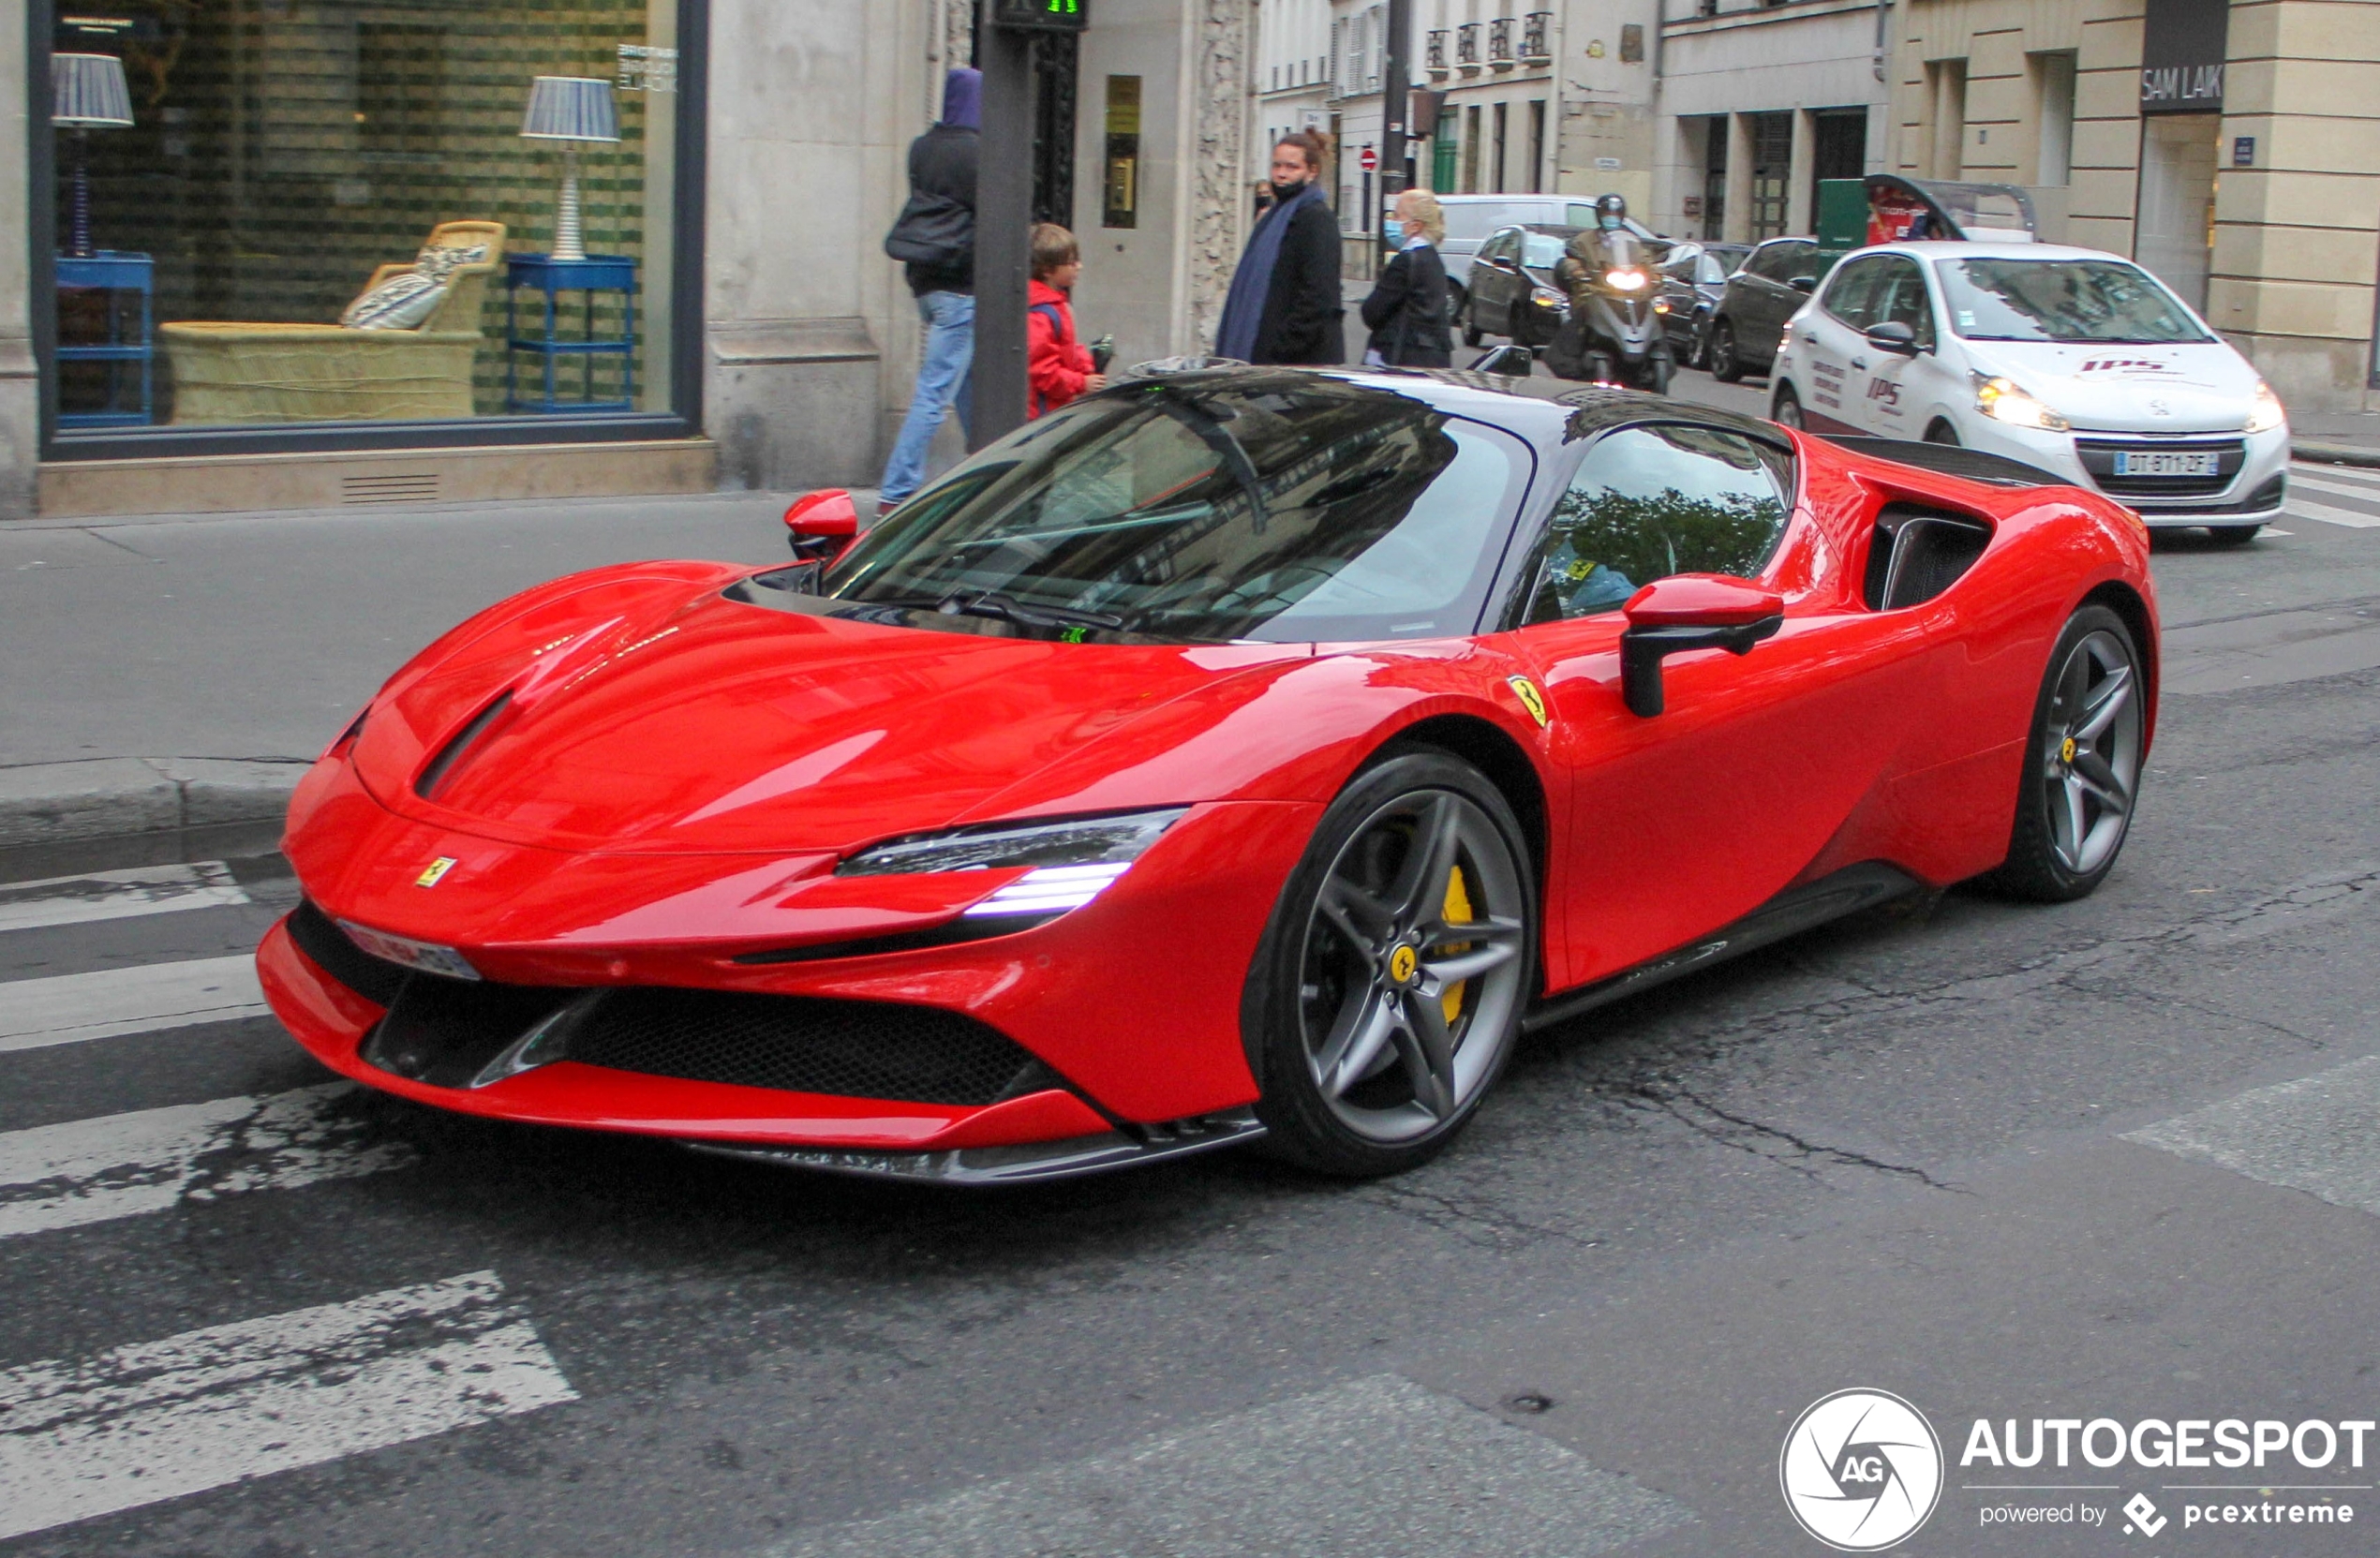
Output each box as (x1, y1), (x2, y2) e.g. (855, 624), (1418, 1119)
(1657, 242), (1750, 369)
(1459, 224), (1584, 349)
(1705, 236), (1820, 382)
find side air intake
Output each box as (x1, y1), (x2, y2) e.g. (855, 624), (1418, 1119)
(1862, 505), (1991, 612)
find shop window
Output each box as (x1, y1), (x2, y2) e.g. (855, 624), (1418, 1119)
(42, 1), (695, 444)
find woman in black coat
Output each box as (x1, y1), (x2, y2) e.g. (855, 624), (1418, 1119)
(1360, 188), (1453, 368)
(1216, 132), (1346, 366)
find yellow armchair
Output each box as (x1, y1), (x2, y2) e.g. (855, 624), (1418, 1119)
(161, 221), (508, 424)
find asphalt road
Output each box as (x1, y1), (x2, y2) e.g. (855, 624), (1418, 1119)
(6, 388), (2380, 1557)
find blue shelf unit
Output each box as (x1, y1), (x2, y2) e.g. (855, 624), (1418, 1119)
(54, 251), (155, 429)
(504, 253), (637, 414)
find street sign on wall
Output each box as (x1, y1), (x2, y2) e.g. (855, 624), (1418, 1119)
(2139, 0), (2225, 113)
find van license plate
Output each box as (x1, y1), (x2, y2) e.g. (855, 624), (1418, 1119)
(2114, 451), (2220, 477)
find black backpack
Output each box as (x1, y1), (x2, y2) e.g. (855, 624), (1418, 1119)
(884, 192), (974, 267)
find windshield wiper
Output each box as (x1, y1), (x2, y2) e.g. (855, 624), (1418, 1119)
(936, 589), (1124, 631)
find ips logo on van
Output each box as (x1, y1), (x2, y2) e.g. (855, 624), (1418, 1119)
(1781, 1388), (1943, 1551)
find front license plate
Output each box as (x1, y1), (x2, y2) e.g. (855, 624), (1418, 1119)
(2114, 450), (2220, 477)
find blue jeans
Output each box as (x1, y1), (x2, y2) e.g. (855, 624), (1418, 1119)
(879, 290), (974, 506)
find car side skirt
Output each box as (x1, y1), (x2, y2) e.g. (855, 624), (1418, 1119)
(1523, 862), (1923, 1034)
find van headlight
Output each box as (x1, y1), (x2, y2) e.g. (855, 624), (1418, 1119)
(838, 809), (1188, 916)
(1973, 375), (2069, 432)
(2245, 379), (2286, 435)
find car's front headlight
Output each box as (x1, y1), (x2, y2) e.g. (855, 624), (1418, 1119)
(1530, 286), (1566, 309)
(1973, 374), (2069, 432)
(838, 808), (1188, 917)
(2246, 378), (2287, 435)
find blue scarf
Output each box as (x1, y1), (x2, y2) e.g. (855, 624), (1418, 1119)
(1216, 183), (1321, 362)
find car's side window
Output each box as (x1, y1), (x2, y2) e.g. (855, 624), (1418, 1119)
(1701, 255), (1733, 286)
(1518, 425), (1796, 625)
(1822, 257), (1886, 330)
(1872, 258), (1937, 349)
(1778, 242), (1818, 283)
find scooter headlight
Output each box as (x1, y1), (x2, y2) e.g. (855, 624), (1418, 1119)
(1973, 374), (2069, 432)
(1604, 268), (1647, 291)
(2245, 379), (2286, 435)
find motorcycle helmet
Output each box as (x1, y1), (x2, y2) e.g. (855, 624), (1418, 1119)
(1594, 193), (1629, 230)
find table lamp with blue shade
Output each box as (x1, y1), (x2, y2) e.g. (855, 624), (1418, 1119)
(521, 76), (619, 262)
(53, 52), (135, 260)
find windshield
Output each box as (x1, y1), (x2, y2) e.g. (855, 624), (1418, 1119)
(1523, 232), (1571, 269)
(824, 378), (1533, 645)
(1936, 258), (2212, 344)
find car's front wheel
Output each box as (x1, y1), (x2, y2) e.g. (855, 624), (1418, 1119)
(1981, 604), (2146, 902)
(1248, 750), (1536, 1178)
(1462, 300), (1485, 349)
(1772, 383), (1805, 429)
(1708, 319), (1745, 382)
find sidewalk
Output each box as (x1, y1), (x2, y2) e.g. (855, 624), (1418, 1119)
(2289, 408), (2380, 467)
(0, 489), (804, 850)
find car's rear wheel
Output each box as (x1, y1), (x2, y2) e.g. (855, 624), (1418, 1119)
(1249, 750), (1536, 1178)
(1982, 605), (2145, 902)
(1772, 384), (1805, 429)
(2207, 524), (2261, 545)
(1708, 319), (1745, 382)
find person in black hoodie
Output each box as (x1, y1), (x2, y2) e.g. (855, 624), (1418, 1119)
(1360, 187), (1453, 368)
(1214, 131), (1345, 366)
(877, 68), (980, 512)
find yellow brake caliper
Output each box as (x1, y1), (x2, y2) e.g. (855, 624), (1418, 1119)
(1441, 866), (1473, 1025)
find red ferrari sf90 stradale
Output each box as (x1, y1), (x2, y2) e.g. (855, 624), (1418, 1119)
(259, 367), (2155, 1183)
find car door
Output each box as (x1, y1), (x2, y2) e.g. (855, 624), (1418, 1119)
(1797, 255), (1887, 431)
(1477, 230), (1526, 335)
(1748, 241), (1819, 363)
(1657, 249), (1703, 356)
(1856, 256), (1940, 438)
(1496, 423), (1937, 988)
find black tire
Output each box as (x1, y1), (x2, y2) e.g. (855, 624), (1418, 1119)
(1708, 319), (1745, 382)
(2207, 524), (2261, 545)
(1924, 420), (1961, 446)
(1772, 383), (1805, 429)
(1646, 353), (1673, 396)
(1980, 604), (2147, 903)
(1462, 301), (1484, 349)
(1247, 749), (1538, 1178)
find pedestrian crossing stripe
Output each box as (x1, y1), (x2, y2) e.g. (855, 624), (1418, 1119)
(0, 861), (249, 935)
(0, 1271), (576, 1542)
(0, 954), (268, 1053)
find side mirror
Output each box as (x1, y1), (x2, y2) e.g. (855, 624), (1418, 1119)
(1788, 275), (1818, 294)
(1865, 320), (1922, 357)
(1618, 574), (1785, 718)
(783, 488), (860, 562)
(1470, 344), (1536, 378)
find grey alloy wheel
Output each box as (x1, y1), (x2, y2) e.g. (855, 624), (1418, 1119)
(1251, 750), (1535, 1176)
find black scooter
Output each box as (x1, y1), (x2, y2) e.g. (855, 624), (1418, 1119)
(1549, 230), (1673, 394)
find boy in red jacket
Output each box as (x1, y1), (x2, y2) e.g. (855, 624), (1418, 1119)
(1027, 224), (1107, 417)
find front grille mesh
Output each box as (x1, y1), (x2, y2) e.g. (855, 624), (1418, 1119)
(288, 900), (1044, 1107)
(570, 987), (1039, 1105)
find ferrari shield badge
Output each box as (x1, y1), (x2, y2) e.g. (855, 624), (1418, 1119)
(415, 856), (458, 888)
(1506, 675), (1550, 728)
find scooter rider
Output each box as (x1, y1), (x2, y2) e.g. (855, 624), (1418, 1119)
(1550, 194), (1672, 393)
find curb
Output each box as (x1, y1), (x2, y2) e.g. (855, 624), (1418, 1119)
(2293, 441), (2380, 469)
(0, 757), (307, 852)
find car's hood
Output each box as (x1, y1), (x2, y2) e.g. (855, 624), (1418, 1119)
(1962, 339), (2259, 434)
(349, 567), (1311, 854)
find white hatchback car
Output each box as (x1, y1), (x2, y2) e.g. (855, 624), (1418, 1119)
(1769, 241), (2290, 541)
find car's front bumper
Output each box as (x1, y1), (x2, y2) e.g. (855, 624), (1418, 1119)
(260, 756), (1319, 1165)
(1959, 419), (2291, 527)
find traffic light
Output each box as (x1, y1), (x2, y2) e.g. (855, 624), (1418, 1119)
(989, 0), (1087, 32)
